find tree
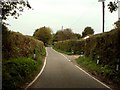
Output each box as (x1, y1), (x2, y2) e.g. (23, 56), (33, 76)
(108, 0), (118, 13)
(33, 26), (52, 46)
(53, 28), (78, 42)
(0, 0), (31, 21)
(74, 33), (81, 39)
(82, 27), (94, 37)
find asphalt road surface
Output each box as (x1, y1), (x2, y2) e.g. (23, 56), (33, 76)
(29, 47), (110, 89)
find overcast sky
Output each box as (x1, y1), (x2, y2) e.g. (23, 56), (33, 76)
(7, 0), (118, 35)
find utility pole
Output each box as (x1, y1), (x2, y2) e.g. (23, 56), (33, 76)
(103, 1), (105, 32)
(98, 0), (106, 33)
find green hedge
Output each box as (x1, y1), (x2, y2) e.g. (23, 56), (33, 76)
(54, 29), (120, 84)
(2, 25), (46, 89)
(2, 25), (45, 59)
(54, 29), (120, 66)
(3, 57), (39, 89)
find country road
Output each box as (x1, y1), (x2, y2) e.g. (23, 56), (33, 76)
(28, 47), (110, 89)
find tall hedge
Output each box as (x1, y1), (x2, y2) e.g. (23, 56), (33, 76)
(2, 25), (45, 60)
(2, 25), (46, 89)
(54, 29), (120, 66)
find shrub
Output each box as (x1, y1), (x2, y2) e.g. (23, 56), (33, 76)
(2, 25), (46, 89)
(53, 29), (120, 84)
(3, 57), (38, 89)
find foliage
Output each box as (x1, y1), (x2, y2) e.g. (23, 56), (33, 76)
(53, 27), (120, 83)
(82, 26), (94, 37)
(74, 33), (82, 39)
(0, 0), (31, 21)
(108, 1), (118, 13)
(54, 40), (85, 55)
(33, 26), (53, 46)
(3, 57), (38, 89)
(76, 56), (112, 76)
(53, 47), (73, 55)
(53, 28), (81, 42)
(2, 25), (45, 59)
(54, 29), (120, 65)
(2, 25), (46, 89)
(76, 56), (120, 84)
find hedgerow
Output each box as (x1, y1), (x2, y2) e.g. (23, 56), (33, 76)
(53, 29), (120, 84)
(2, 25), (46, 89)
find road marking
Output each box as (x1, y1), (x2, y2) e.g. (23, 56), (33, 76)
(25, 48), (48, 90)
(75, 65), (112, 90)
(52, 48), (71, 62)
(50, 48), (111, 89)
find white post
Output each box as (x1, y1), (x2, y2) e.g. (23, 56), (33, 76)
(97, 59), (99, 64)
(97, 56), (100, 64)
(72, 50), (74, 54)
(33, 49), (36, 60)
(116, 65), (119, 71)
(34, 54), (36, 59)
(80, 51), (83, 57)
(116, 59), (119, 71)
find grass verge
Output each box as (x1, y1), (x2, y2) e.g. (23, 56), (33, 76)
(53, 47), (120, 88)
(2, 55), (45, 89)
(76, 56), (120, 89)
(53, 47), (73, 55)
(76, 56), (112, 76)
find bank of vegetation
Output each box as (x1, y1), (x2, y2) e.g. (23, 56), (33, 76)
(2, 25), (46, 89)
(53, 28), (120, 85)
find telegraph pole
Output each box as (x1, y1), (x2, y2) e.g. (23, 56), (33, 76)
(98, 0), (106, 33)
(103, 1), (105, 32)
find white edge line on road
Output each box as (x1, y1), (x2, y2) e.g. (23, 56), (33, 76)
(25, 48), (48, 90)
(51, 48), (112, 89)
(75, 65), (112, 90)
(52, 47), (71, 62)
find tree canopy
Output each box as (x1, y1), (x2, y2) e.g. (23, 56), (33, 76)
(82, 27), (94, 37)
(33, 26), (52, 46)
(0, 0), (31, 21)
(108, 0), (118, 13)
(53, 28), (81, 42)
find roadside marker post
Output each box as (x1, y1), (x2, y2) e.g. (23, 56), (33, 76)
(116, 59), (119, 71)
(33, 49), (36, 60)
(72, 50), (74, 54)
(80, 51), (84, 57)
(97, 56), (100, 65)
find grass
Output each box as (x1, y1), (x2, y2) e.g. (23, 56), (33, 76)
(76, 56), (120, 85)
(53, 46), (120, 85)
(76, 56), (112, 75)
(53, 47), (73, 55)
(2, 56), (44, 89)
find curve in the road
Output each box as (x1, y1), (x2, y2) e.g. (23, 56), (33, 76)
(25, 48), (48, 89)
(27, 47), (111, 89)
